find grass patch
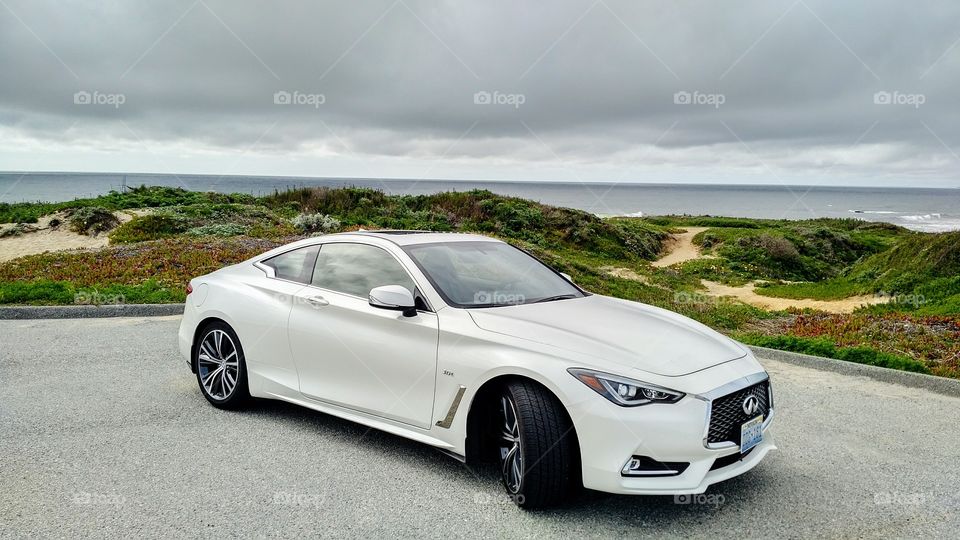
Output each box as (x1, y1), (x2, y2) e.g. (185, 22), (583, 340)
(737, 334), (931, 374)
(0, 237), (280, 296)
(0, 279), (179, 305)
(0, 185), (256, 224)
(637, 216), (909, 284)
(110, 203), (290, 243)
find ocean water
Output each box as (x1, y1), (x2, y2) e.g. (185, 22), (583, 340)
(2, 172), (959, 232)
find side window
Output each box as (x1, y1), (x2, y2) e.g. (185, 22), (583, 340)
(312, 243), (416, 298)
(261, 245), (320, 284)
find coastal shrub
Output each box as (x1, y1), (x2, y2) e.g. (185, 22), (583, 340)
(0, 223), (33, 238)
(68, 206), (120, 235)
(291, 212), (341, 234)
(186, 223), (249, 237)
(109, 213), (189, 243)
(0, 186), (258, 225)
(262, 188), (669, 260)
(756, 234), (800, 261)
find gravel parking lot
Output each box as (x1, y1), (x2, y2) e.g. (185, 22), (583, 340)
(2, 316), (959, 538)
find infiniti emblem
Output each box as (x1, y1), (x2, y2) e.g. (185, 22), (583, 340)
(742, 395), (761, 416)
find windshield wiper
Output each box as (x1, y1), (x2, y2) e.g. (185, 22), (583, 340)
(531, 294), (578, 304)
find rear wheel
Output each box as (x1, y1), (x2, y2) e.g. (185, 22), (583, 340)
(496, 380), (577, 508)
(194, 322), (250, 409)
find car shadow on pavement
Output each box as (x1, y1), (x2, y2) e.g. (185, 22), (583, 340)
(237, 397), (780, 523)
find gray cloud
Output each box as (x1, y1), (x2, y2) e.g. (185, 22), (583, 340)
(1, 0), (960, 185)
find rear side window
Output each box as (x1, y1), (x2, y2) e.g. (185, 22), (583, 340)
(262, 245), (320, 283)
(311, 243), (415, 298)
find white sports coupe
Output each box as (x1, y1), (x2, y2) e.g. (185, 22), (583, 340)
(178, 231), (775, 508)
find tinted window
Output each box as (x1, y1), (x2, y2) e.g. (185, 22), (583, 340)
(312, 243), (415, 298)
(404, 241), (583, 307)
(262, 245), (320, 284)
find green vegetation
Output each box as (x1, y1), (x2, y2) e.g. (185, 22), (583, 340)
(0, 185), (957, 379)
(0, 237), (278, 291)
(0, 279), (177, 305)
(68, 206), (120, 235)
(0, 223), (34, 238)
(264, 187), (668, 260)
(186, 223), (250, 237)
(109, 203), (291, 243)
(291, 212), (341, 234)
(755, 231), (960, 316)
(0, 185), (255, 224)
(661, 217), (906, 282)
(737, 334), (931, 374)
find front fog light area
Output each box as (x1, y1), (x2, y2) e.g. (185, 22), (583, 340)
(621, 456), (690, 477)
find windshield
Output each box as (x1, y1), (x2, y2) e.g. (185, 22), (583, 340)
(403, 241), (585, 308)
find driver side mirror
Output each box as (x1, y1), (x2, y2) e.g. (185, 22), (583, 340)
(369, 285), (417, 317)
(560, 272), (573, 283)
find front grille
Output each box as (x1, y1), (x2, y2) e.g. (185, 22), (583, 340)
(707, 381), (770, 445)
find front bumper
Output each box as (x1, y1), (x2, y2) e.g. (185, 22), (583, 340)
(569, 371), (776, 495)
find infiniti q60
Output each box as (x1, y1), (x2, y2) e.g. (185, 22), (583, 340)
(178, 231), (775, 508)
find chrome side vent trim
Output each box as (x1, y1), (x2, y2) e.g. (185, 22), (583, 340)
(435, 385), (466, 429)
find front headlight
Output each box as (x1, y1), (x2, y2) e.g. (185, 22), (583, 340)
(568, 368), (684, 407)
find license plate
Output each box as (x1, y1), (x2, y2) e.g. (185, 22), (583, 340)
(740, 415), (763, 453)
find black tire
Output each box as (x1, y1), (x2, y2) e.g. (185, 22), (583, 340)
(193, 321), (250, 409)
(496, 380), (577, 509)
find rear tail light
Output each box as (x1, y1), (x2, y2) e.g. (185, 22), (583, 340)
(186, 283), (193, 295)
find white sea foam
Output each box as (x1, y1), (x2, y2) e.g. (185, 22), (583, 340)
(900, 213), (942, 221)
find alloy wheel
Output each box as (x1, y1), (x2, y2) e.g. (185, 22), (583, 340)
(499, 395), (524, 494)
(197, 329), (240, 400)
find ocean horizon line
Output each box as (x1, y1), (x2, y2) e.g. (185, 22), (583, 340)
(1, 170), (958, 191)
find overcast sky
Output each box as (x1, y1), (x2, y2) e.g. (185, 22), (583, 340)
(2, 0), (960, 186)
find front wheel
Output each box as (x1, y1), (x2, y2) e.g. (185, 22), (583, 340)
(194, 322), (250, 409)
(496, 380), (577, 508)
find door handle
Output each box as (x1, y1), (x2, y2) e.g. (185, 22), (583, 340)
(305, 295), (329, 307)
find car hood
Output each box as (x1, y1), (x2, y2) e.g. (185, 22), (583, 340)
(467, 294), (748, 377)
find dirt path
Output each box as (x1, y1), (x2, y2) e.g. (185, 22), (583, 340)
(702, 280), (887, 313)
(652, 227), (710, 267)
(0, 211), (135, 263)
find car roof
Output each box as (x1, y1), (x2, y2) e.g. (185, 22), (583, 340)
(339, 230), (503, 246)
